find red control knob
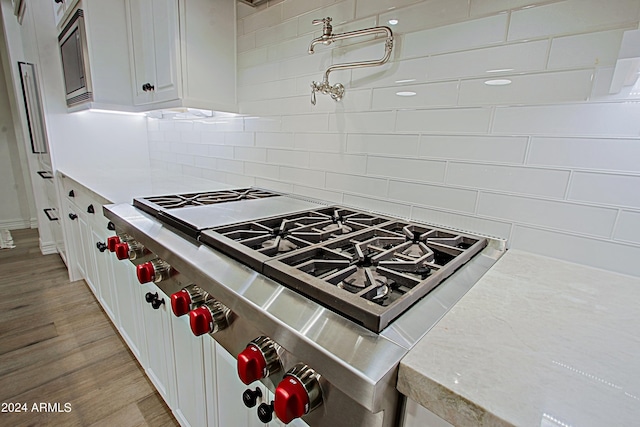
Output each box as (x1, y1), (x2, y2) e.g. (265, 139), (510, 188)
(171, 289), (192, 317)
(114, 242), (130, 260)
(237, 344), (267, 385)
(274, 376), (310, 424)
(107, 236), (121, 252)
(189, 306), (213, 336)
(136, 262), (155, 283)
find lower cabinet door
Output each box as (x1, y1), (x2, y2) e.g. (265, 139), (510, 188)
(402, 398), (453, 427)
(140, 283), (176, 408)
(208, 340), (265, 427)
(171, 315), (208, 427)
(110, 258), (147, 365)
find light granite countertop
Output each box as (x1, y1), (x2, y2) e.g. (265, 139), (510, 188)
(398, 249), (640, 427)
(57, 168), (234, 204)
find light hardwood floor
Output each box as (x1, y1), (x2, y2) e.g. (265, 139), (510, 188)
(0, 229), (179, 427)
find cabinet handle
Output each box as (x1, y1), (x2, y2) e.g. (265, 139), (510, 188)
(107, 221), (116, 231)
(257, 402), (274, 423)
(142, 83), (155, 92)
(87, 204), (95, 214)
(37, 170), (53, 179)
(96, 242), (108, 252)
(68, 190), (75, 197)
(54, 0), (64, 3)
(151, 297), (165, 310)
(242, 388), (263, 408)
(44, 208), (59, 221)
(68, 213), (78, 220)
(145, 292), (158, 303)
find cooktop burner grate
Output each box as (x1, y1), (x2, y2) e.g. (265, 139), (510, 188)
(133, 188), (281, 216)
(200, 207), (487, 332)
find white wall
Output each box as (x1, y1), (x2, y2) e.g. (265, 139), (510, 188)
(0, 50), (32, 229)
(147, 0), (640, 277)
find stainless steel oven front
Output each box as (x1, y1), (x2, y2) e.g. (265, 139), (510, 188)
(58, 7), (92, 106)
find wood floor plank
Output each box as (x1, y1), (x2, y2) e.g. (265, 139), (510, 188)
(0, 229), (178, 427)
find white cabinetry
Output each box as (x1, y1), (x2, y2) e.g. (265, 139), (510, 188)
(172, 315), (208, 427)
(52, 0), (80, 27)
(58, 0), (135, 111)
(207, 339), (265, 427)
(125, 0), (237, 112)
(402, 398), (453, 427)
(140, 282), (176, 407)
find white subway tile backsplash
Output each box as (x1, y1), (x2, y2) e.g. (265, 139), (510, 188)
(244, 117), (281, 132)
(343, 194), (412, 218)
(388, 180), (478, 213)
(238, 48), (268, 69)
(256, 19), (299, 49)
(548, 29), (627, 69)
(528, 137), (640, 172)
(569, 172), (640, 209)
(267, 149), (310, 166)
(371, 81), (459, 109)
(194, 156), (217, 170)
(295, 133), (345, 152)
(354, 0), (421, 19)
(470, 0), (545, 16)
(224, 132), (254, 147)
(255, 132), (295, 148)
(614, 210), (640, 245)
(402, 14), (508, 58)
(447, 163), (570, 198)
(367, 156), (446, 183)
(281, 166), (325, 188)
(326, 172), (388, 197)
(282, 114), (329, 132)
(208, 145), (234, 159)
(234, 146), (267, 162)
(492, 103), (640, 137)
(347, 133), (419, 156)
(296, 0), (356, 35)
(311, 153), (367, 174)
(508, 0), (640, 41)
(292, 185), (343, 204)
(419, 135), (527, 164)
(396, 108), (492, 134)
(378, 0), (469, 35)
(510, 225), (640, 277)
(282, 0), (337, 21)
(458, 70), (594, 106)
(148, 0), (640, 276)
(412, 206), (512, 239)
(186, 143), (209, 156)
(238, 33), (255, 53)
(329, 111), (396, 133)
(425, 40), (549, 82)
(242, 3), (283, 34)
(217, 159), (244, 174)
(477, 192), (618, 237)
(245, 161), (280, 179)
(255, 178), (293, 193)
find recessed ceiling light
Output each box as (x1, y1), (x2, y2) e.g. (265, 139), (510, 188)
(388, 19), (399, 25)
(484, 79), (512, 86)
(396, 91), (417, 96)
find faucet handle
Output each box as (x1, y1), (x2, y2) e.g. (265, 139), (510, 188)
(312, 17), (333, 37)
(312, 17), (332, 26)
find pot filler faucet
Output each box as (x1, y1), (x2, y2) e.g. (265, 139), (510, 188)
(308, 17), (394, 105)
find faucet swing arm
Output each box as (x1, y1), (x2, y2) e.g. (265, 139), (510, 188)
(308, 19), (394, 105)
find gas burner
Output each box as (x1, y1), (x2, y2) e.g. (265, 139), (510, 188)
(133, 188), (281, 215)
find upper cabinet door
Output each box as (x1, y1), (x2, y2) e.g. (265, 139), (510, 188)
(127, 0), (180, 105)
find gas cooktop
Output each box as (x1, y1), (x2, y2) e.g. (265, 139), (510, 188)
(200, 208), (486, 332)
(131, 188), (488, 332)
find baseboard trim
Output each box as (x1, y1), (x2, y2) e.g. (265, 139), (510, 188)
(40, 240), (58, 255)
(0, 219), (33, 230)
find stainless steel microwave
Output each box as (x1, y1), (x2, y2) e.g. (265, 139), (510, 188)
(58, 8), (92, 106)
